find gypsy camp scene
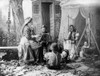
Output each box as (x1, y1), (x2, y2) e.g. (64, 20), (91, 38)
(0, 0), (100, 76)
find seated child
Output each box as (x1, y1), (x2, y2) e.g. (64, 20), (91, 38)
(80, 41), (89, 58)
(44, 43), (62, 69)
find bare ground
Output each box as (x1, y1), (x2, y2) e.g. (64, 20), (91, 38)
(0, 53), (100, 76)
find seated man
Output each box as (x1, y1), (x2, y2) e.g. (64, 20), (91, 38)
(44, 43), (62, 69)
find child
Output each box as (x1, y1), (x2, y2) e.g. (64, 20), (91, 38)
(44, 43), (61, 69)
(80, 41), (89, 58)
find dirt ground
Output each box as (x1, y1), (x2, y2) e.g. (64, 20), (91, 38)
(0, 53), (100, 76)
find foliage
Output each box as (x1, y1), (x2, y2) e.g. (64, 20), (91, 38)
(0, 27), (17, 46)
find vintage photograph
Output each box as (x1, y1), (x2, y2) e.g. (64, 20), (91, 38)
(0, 0), (100, 76)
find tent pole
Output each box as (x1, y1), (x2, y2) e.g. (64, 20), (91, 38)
(89, 13), (91, 46)
(67, 15), (73, 27)
(76, 24), (87, 49)
(68, 15), (69, 29)
(89, 13), (100, 54)
(90, 29), (100, 54)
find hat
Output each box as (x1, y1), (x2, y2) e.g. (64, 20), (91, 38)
(23, 17), (32, 26)
(21, 17), (32, 35)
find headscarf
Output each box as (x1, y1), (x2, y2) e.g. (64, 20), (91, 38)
(21, 17), (32, 36)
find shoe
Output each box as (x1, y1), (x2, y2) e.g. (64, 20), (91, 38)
(41, 62), (45, 66)
(34, 62), (39, 65)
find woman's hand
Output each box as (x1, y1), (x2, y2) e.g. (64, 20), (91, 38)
(31, 35), (40, 38)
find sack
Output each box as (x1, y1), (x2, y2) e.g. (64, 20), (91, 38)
(63, 40), (71, 50)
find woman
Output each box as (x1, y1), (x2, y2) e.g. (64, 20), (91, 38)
(18, 17), (35, 64)
(67, 25), (79, 60)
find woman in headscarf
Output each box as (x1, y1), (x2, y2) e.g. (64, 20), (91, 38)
(18, 17), (36, 64)
(67, 25), (79, 60)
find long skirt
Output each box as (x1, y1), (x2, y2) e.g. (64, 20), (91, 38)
(18, 37), (35, 63)
(63, 40), (76, 60)
(69, 44), (76, 60)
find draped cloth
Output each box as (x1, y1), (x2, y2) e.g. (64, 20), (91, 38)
(58, 5), (90, 44)
(18, 25), (35, 63)
(18, 37), (35, 62)
(10, 0), (24, 43)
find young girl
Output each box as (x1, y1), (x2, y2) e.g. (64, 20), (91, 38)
(80, 41), (89, 58)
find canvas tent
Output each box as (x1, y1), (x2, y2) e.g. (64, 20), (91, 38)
(58, 0), (99, 46)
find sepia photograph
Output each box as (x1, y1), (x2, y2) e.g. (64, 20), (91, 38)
(0, 0), (100, 76)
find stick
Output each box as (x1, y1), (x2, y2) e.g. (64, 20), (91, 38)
(89, 13), (100, 54)
(76, 24), (87, 49)
(0, 46), (18, 50)
(90, 29), (100, 54)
